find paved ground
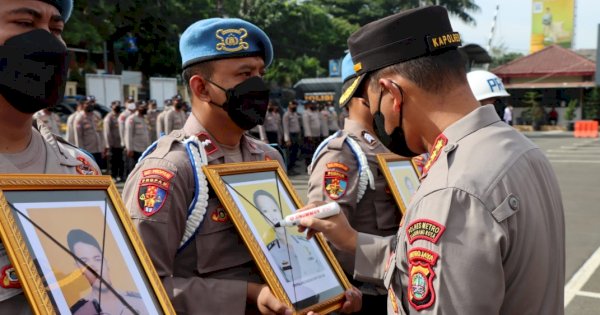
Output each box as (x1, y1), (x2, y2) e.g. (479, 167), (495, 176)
(116, 131), (600, 312)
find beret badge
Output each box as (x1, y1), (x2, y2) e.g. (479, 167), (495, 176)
(215, 28), (250, 52)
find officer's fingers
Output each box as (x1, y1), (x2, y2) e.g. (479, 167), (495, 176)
(297, 201), (327, 212)
(340, 287), (362, 313)
(260, 286), (292, 315)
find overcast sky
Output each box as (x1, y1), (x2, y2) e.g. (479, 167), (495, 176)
(449, 0), (599, 54)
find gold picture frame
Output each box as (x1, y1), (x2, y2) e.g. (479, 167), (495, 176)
(203, 160), (351, 315)
(376, 153), (421, 215)
(0, 174), (175, 315)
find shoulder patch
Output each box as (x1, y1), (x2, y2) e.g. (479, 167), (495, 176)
(408, 247), (439, 311)
(196, 132), (218, 155)
(76, 156), (99, 175)
(137, 168), (173, 216)
(361, 130), (377, 145)
(323, 170), (348, 200)
(326, 162), (349, 172)
(406, 219), (445, 245)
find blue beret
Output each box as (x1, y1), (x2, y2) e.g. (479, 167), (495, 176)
(40, 0), (73, 22)
(339, 53), (359, 107)
(180, 18), (273, 68)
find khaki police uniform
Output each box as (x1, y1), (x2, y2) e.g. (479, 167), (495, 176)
(156, 107), (172, 138)
(65, 110), (81, 144)
(164, 109), (187, 135)
(339, 108), (349, 129)
(122, 115), (284, 314)
(302, 109), (321, 167)
(118, 109), (134, 147)
(74, 112), (102, 154)
(104, 111), (124, 180)
(308, 119), (400, 295)
(146, 108), (159, 143)
(319, 109), (330, 138)
(33, 110), (61, 135)
(353, 105), (565, 314)
(263, 110), (282, 144)
(0, 124), (100, 313)
(327, 110), (340, 134)
(124, 113), (151, 156)
(282, 109), (302, 169)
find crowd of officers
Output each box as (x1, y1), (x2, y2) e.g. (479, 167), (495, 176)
(35, 95), (352, 180)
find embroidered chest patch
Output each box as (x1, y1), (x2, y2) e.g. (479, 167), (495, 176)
(0, 264), (20, 289)
(76, 156), (99, 175)
(211, 205), (230, 223)
(323, 170), (348, 200)
(408, 247), (439, 311)
(406, 219), (445, 244)
(137, 168), (174, 216)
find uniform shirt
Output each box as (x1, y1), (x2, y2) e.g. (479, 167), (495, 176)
(282, 110), (301, 142)
(264, 111), (281, 133)
(327, 110), (340, 132)
(103, 112), (122, 149)
(156, 107), (172, 138)
(339, 109), (349, 130)
(66, 111), (81, 143)
(0, 124), (100, 304)
(302, 110), (321, 138)
(121, 115), (284, 314)
(308, 119), (400, 277)
(124, 113), (151, 153)
(33, 110), (61, 135)
(353, 105), (565, 314)
(164, 110), (187, 135)
(118, 110), (134, 147)
(74, 112), (102, 153)
(146, 109), (159, 143)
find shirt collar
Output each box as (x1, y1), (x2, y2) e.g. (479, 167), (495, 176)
(442, 105), (500, 143)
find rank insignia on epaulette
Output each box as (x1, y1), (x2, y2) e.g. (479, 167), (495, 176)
(0, 265), (20, 289)
(137, 168), (173, 216)
(323, 170), (348, 200)
(76, 156), (99, 175)
(216, 28), (249, 52)
(362, 131), (377, 145)
(408, 247), (439, 311)
(197, 132), (218, 155)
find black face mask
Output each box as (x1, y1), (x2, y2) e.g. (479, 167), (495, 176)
(289, 107), (297, 112)
(84, 106), (94, 113)
(372, 83), (419, 157)
(206, 76), (270, 130)
(0, 29), (69, 113)
(139, 109), (147, 116)
(174, 103), (183, 110)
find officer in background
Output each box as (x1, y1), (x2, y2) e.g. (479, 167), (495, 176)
(302, 101), (321, 167)
(124, 101), (150, 167)
(299, 6), (565, 314)
(119, 96), (136, 146)
(104, 101), (125, 182)
(307, 53), (400, 314)
(33, 107), (62, 135)
(121, 18), (353, 315)
(319, 103), (330, 140)
(74, 96), (104, 164)
(0, 0), (101, 312)
(339, 105), (349, 129)
(146, 99), (159, 143)
(282, 100), (302, 174)
(66, 98), (84, 143)
(326, 101), (340, 135)
(156, 99), (172, 138)
(466, 70), (510, 119)
(164, 95), (187, 134)
(264, 101), (282, 145)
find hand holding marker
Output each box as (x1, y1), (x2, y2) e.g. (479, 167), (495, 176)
(274, 202), (341, 227)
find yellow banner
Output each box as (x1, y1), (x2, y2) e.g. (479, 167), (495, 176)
(530, 0), (575, 53)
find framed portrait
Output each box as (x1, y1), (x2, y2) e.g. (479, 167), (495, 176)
(203, 161), (351, 315)
(0, 175), (175, 315)
(377, 153), (421, 215)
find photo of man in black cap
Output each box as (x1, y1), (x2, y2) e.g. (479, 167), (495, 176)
(300, 5), (565, 315)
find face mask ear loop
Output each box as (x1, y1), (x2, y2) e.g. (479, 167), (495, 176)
(390, 81), (405, 132)
(203, 78), (227, 109)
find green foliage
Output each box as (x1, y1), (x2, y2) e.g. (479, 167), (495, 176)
(583, 88), (600, 120)
(564, 99), (578, 121)
(264, 56), (326, 87)
(521, 91), (545, 125)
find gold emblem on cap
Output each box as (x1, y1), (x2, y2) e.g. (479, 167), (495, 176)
(215, 28), (250, 52)
(353, 62), (362, 72)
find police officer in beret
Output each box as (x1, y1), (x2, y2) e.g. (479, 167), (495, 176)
(307, 53), (400, 314)
(300, 6), (565, 314)
(0, 0), (101, 312)
(122, 18), (362, 315)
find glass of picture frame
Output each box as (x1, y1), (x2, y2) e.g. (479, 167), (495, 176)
(376, 153), (421, 215)
(0, 174), (175, 315)
(203, 160), (351, 315)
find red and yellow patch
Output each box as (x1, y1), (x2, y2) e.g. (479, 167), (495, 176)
(211, 205), (230, 223)
(196, 132), (218, 155)
(326, 162), (349, 172)
(0, 264), (20, 289)
(137, 168), (174, 216)
(75, 156), (99, 175)
(422, 134), (447, 176)
(406, 219), (445, 245)
(408, 247), (439, 311)
(323, 170), (348, 200)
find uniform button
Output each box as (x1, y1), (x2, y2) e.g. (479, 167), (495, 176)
(509, 196), (519, 210)
(443, 143), (457, 153)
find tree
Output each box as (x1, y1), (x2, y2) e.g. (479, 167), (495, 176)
(583, 88), (600, 120)
(521, 91), (545, 130)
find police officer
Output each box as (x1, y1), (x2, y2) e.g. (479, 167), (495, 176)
(124, 101), (151, 166)
(164, 95), (187, 134)
(120, 18), (359, 315)
(156, 99), (172, 138)
(74, 96), (104, 164)
(119, 96), (136, 146)
(307, 53), (400, 314)
(302, 101), (321, 167)
(66, 98), (84, 143)
(299, 6), (565, 315)
(104, 101), (125, 181)
(264, 101), (282, 144)
(33, 107), (62, 135)
(146, 99), (159, 143)
(466, 70), (510, 119)
(325, 101), (340, 135)
(282, 100), (302, 173)
(0, 0), (100, 311)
